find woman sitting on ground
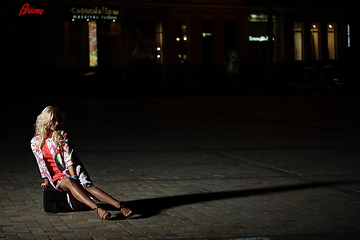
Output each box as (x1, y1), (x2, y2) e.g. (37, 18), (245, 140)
(30, 106), (132, 219)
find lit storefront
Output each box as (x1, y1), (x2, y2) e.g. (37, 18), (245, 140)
(8, 0), (356, 85)
(66, 5), (165, 72)
(293, 22), (341, 62)
(68, 6), (120, 68)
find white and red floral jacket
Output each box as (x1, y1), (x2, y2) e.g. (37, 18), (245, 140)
(30, 131), (93, 190)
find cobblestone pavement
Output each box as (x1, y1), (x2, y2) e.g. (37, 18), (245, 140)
(1, 93), (360, 240)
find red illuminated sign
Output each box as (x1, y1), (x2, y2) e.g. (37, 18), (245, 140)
(19, 3), (44, 16)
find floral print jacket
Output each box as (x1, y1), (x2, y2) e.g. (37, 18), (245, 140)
(30, 131), (93, 190)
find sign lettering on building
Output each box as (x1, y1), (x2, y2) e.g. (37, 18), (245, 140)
(19, 3), (44, 16)
(249, 36), (275, 42)
(70, 6), (119, 20)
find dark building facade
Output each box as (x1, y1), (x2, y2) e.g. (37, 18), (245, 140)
(3, 0), (356, 87)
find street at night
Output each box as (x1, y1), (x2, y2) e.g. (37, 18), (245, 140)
(2, 0), (359, 238)
(1, 90), (360, 239)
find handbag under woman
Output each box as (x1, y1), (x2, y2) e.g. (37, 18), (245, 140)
(43, 186), (68, 213)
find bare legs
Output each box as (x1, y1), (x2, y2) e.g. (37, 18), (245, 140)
(83, 186), (120, 208)
(59, 177), (132, 218)
(59, 178), (96, 209)
(84, 186), (133, 217)
(59, 178), (110, 219)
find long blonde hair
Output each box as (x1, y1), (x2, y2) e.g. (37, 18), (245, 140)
(34, 106), (65, 149)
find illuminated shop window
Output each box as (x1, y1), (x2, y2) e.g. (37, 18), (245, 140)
(293, 22), (303, 61)
(327, 23), (336, 60)
(88, 20), (98, 67)
(177, 20), (188, 64)
(347, 24), (351, 48)
(310, 23), (320, 61)
(155, 22), (163, 65)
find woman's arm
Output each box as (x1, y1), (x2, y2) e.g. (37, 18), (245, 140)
(31, 136), (48, 179)
(68, 165), (78, 180)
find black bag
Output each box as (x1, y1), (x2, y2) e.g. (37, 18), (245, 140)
(43, 187), (68, 213)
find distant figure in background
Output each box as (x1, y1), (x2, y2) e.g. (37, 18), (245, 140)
(30, 106), (133, 220)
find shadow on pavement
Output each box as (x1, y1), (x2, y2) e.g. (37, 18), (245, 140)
(111, 181), (352, 220)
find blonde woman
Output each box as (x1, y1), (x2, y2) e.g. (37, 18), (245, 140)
(30, 106), (132, 219)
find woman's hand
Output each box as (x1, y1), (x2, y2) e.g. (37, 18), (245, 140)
(41, 178), (50, 190)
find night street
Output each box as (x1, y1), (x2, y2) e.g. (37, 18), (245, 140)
(1, 90), (360, 239)
(2, 0), (358, 238)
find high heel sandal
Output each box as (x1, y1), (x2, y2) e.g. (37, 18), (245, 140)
(119, 203), (133, 218)
(93, 207), (111, 220)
